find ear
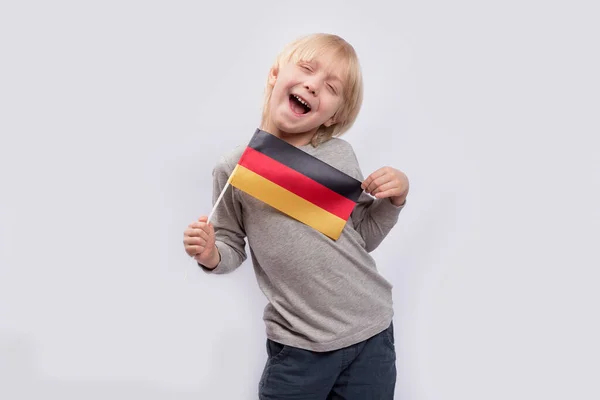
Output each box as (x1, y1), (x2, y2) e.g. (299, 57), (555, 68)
(268, 66), (279, 86)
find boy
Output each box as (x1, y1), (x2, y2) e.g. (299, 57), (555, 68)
(183, 33), (409, 399)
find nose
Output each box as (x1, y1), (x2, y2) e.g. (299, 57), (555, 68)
(304, 83), (318, 96)
(304, 78), (320, 96)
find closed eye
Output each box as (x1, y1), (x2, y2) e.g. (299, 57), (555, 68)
(327, 83), (338, 95)
(300, 64), (313, 72)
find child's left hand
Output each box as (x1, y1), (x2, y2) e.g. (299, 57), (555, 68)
(361, 167), (409, 207)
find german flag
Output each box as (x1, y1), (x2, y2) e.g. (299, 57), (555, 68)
(227, 129), (363, 240)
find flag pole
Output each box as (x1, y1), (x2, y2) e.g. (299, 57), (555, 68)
(185, 178), (231, 281)
(207, 180), (231, 223)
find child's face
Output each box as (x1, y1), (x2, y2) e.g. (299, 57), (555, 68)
(267, 53), (345, 140)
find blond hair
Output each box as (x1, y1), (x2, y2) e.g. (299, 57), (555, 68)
(261, 33), (364, 146)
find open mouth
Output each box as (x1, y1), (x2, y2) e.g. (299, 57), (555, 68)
(289, 94), (311, 115)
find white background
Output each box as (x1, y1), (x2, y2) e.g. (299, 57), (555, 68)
(1, 1), (598, 399)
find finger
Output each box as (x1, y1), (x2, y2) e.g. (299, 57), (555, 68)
(190, 221), (212, 233)
(184, 236), (207, 247)
(198, 216), (208, 222)
(366, 168), (394, 191)
(364, 168), (389, 187)
(196, 227), (209, 242)
(185, 228), (203, 237)
(362, 169), (385, 190)
(365, 174), (391, 194)
(371, 180), (397, 196)
(361, 176), (372, 190)
(185, 245), (201, 257)
(375, 188), (402, 199)
(184, 228), (196, 237)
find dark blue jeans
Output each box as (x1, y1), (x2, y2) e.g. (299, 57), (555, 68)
(259, 323), (396, 399)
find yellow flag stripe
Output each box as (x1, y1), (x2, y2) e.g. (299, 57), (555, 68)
(229, 164), (347, 240)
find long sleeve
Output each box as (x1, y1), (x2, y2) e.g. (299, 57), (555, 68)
(351, 193), (405, 252)
(346, 149), (405, 252)
(191, 137), (403, 352)
(199, 154), (248, 274)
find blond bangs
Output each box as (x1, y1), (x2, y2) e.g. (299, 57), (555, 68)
(261, 33), (364, 146)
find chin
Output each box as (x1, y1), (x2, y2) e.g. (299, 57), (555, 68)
(269, 111), (322, 136)
(271, 119), (307, 135)
(282, 126), (318, 137)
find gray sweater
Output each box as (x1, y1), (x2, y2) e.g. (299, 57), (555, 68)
(201, 137), (404, 352)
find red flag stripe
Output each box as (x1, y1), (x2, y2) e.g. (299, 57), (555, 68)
(238, 147), (357, 220)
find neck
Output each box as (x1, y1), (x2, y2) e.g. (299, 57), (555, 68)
(276, 130), (315, 147)
(261, 120), (316, 147)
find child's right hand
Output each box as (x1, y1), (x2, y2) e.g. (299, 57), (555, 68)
(183, 216), (220, 269)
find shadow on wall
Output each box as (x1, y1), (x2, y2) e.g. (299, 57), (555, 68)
(0, 334), (259, 400)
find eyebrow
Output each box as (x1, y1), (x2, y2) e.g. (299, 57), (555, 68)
(310, 60), (344, 84)
(328, 73), (343, 84)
